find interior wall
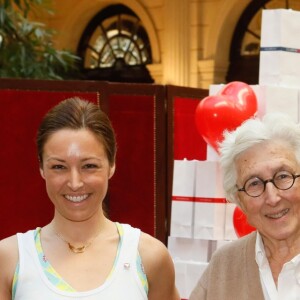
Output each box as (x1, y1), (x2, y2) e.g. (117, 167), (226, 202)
(34, 0), (251, 88)
(204, 0), (252, 84)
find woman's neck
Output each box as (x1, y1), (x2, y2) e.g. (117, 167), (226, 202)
(48, 211), (112, 244)
(263, 235), (300, 262)
(261, 234), (300, 285)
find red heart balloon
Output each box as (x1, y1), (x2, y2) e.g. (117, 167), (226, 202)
(195, 81), (258, 153)
(233, 206), (256, 238)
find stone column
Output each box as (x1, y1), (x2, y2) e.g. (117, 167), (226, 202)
(163, 0), (190, 86)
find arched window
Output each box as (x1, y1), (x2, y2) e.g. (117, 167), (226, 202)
(226, 0), (300, 84)
(78, 4), (153, 83)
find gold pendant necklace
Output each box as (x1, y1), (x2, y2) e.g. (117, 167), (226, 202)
(54, 231), (96, 254)
(67, 242), (91, 254)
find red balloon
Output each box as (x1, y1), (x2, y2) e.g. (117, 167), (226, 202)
(195, 81), (258, 153)
(233, 206), (256, 238)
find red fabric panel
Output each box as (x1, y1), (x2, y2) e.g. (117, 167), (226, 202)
(0, 90), (98, 239)
(174, 97), (207, 160)
(108, 94), (155, 236)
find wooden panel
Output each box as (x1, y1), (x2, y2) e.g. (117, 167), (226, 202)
(0, 79), (168, 244)
(166, 85), (209, 236)
(104, 82), (167, 243)
(0, 79), (208, 244)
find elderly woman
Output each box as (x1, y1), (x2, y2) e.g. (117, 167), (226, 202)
(0, 97), (180, 300)
(190, 113), (300, 300)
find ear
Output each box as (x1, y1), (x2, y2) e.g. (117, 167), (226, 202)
(235, 193), (246, 211)
(109, 164), (116, 179)
(39, 167), (45, 180)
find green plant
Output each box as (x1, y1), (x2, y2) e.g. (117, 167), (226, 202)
(0, 0), (80, 79)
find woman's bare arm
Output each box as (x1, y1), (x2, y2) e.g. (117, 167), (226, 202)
(0, 235), (18, 300)
(139, 233), (180, 300)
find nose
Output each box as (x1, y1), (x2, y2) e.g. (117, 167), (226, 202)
(67, 169), (84, 190)
(263, 181), (281, 206)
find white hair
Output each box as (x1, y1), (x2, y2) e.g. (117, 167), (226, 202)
(219, 113), (300, 205)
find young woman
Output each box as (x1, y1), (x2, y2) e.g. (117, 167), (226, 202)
(0, 97), (180, 300)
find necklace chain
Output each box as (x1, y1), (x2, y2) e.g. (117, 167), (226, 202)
(54, 229), (100, 254)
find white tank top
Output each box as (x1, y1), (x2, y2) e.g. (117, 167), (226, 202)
(14, 224), (148, 300)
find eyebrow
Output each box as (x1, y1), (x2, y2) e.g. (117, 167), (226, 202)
(45, 156), (103, 162)
(45, 157), (65, 162)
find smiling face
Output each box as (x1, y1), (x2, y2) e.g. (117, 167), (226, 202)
(235, 140), (300, 243)
(40, 128), (115, 222)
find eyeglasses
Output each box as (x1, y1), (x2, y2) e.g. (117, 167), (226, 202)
(237, 170), (300, 198)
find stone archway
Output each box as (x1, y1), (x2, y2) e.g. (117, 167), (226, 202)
(204, 0), (252, 84)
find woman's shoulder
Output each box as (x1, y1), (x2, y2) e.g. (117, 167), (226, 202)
(139, 231), (167, 252)
(138, 232), (180, 299)
(138, 232), (172, 273)
(211, 231), (257, 263)
(0, 235), (19, 288)
(0, 234), (18, 254)
(0, 234), (19, 264)
(118, 223), (173, 269)
(0, 228), (37, 267)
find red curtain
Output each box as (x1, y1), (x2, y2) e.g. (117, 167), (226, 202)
(108, 94), (156, 236)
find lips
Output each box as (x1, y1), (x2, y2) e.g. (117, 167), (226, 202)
(265, 208), (289, 219)
(64, 194), (89, 203)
